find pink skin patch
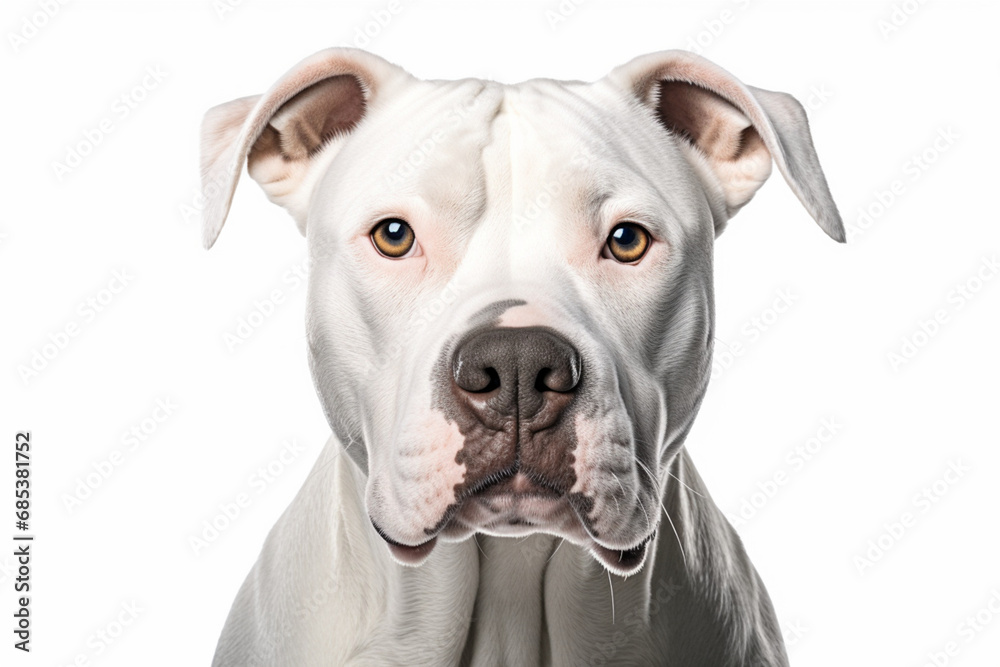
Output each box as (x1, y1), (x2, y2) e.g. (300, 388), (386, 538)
(572, 411), (651, 545)
(496, 303), (553, 328)
(570, 413), (604, 499)
(378, 410), (467, 546)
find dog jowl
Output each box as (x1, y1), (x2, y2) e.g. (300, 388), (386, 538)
(201, 47), (843, 665)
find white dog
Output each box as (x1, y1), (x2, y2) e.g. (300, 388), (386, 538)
(201, 47), (843, 666)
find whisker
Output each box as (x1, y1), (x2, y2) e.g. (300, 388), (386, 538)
(473, 533), (488, 559)
(665, 467), (706, 499)
(634, 458), (688, 571)
(610, 473), (624, 514)
(607, 569), (616, 624)
(632, 486), (651, 533)
(547, 537), (565, 564)
(712, 335), (738, 354)
(298, 445), (341, 488)
(659, 497), (688, 572)
(629, 441), (705, 500)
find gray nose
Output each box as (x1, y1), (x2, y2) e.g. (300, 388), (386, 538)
(452, 327), (582, 420)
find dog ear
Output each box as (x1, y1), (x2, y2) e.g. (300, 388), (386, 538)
(607, 50), (844, 242)
(199, 48), (411, 249)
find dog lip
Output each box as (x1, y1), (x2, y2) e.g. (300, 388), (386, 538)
(463, 468), (564, 501)
(431, 473), (573, 539)
(385, 537), (438, 566)
(477, 488), (562, 502)
(477, 472), (563, 498)
(590, 532), (655, 576)
(370, 519), (438, 566)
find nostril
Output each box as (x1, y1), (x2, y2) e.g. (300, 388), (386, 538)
(478, 368), (501, 393)
(456, 365), (502, 393)
(452, 327), (581, 405)
(535, 368), (552, 393)
(535, 363), (579, 393)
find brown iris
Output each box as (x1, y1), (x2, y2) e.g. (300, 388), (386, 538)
(605, 223), (650, 263)
(371, 218), (415, 258)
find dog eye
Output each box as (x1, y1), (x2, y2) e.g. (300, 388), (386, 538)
(603, 223), (650, 263)
(371, 218), (416, 258)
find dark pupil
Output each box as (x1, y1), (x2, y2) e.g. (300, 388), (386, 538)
(613, 225), (637, 247)
(385, 221), (405, 241)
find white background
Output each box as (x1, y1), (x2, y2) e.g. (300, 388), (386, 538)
(2, 0), (998, 665)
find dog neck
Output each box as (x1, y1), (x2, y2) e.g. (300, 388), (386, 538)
(211, 437), (788, 666)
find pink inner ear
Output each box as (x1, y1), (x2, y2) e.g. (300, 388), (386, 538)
(607, 50), (845, 240)
(264, 74), (367, 162)
(655, 80), (765, 164)
(198, 47), (410, 249)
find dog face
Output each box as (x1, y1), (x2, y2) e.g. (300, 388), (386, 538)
(201, 49), (842, 575)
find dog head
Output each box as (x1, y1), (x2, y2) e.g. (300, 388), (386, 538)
(201, 48), (842, 575)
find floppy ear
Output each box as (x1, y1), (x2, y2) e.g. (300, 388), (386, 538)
(607, 50), (844, 242)
(199, 47), (412, 249)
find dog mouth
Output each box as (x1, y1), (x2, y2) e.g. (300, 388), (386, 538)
(588, 533), (654, 576)
(370, 521), (439, 566)
(371, 470), (655, 575)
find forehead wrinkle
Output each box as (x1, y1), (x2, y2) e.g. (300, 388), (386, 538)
(582, 189), (613, 230)
(514, 81), (687, 238)
(317, 80), (494, 226)
(506, 81), (611, 238)
(411, 82), (504, 243)
(456, 87), (513, 268)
